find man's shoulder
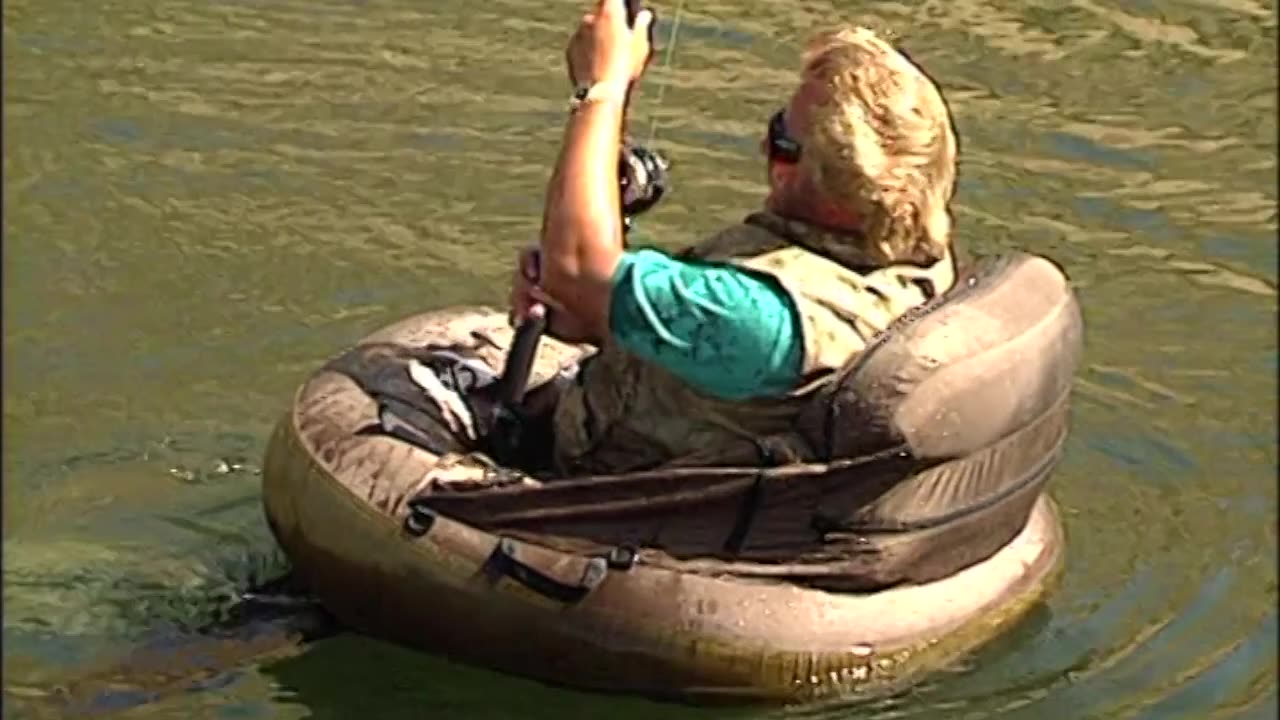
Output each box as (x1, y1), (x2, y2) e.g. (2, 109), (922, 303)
(680, 213), (790, 262)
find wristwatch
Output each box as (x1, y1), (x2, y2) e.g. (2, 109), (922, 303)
(569, 81), (628, 113)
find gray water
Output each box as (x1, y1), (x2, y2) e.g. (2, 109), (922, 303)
(3, 0), (1276, 717)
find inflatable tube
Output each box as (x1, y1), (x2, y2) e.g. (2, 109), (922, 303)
(262, 308), (1065, 704)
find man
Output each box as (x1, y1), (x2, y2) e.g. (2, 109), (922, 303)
(508, 1), (961, 476)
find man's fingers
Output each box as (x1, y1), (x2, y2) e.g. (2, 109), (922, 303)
(530, 285), (561, 306)
(508, 257), (554, 327)
(593, 0), (616, 21)
(517, 247), (541, 281)
(509, 290), (547, 327)
(596, 0), (638, 28)
(633, 9), (653, 32)
(633, 9), (654, 59)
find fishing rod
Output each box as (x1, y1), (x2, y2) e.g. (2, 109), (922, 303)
(490, 0), (683, 457)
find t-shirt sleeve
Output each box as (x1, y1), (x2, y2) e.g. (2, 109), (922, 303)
(608, 248), (804, 400)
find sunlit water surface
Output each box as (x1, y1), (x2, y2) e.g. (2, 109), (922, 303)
(4, 0), (1276, 718)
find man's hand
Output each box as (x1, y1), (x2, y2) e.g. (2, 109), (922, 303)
(508, 247), (597, 345)
(508, 246), (547, 326)
(566, 0), (654, 88)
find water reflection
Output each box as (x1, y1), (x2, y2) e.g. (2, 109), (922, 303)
(3, 0), (1276, 716)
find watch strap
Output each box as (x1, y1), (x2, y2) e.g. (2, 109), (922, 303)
(569, 81), (628, 112)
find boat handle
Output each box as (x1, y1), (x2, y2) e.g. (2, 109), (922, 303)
(483, 538), (607, 604)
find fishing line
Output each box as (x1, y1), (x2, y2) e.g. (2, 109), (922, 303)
(644, 0), (685, 147)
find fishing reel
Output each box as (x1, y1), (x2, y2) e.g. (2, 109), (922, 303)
(618, 142), (670, 231)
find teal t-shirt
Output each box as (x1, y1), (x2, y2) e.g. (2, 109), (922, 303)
(608, 248), (803, 400)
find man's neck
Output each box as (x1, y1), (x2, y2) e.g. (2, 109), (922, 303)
(766, 206), (863, 239)
(767, 192), (863, 236)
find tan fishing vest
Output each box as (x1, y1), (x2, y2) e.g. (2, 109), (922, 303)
(551, 211), (956, 475)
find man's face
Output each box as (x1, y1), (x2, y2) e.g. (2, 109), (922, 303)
(764, 78), (822, 213)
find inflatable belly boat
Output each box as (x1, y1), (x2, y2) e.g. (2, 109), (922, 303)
(262, 252), (1084, 703)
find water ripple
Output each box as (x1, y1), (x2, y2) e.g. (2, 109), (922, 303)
(4, 0), (1275, 717)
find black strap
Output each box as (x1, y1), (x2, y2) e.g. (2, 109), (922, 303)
(403, 502), (438, 537)
(605, 545), (639, 571)
(481, 538), (607, 604)
(720, 438), (786, 554)
(722, 471), (767, 555)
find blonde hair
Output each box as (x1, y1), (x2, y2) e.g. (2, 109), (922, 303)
(799, 27), (958, 265)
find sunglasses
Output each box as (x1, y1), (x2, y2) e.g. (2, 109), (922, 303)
(766, 109), (801, 163)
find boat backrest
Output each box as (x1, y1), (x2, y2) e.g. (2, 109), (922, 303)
(802, 252), (1084, 462)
